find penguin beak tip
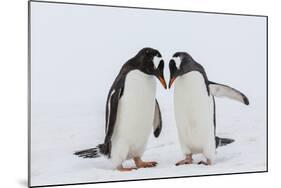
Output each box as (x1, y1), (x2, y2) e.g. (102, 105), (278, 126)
(168, 77), (176, 89)
(163, 84), (167, 90)
(158, 76), (167, 89)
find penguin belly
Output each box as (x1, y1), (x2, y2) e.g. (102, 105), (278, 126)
(174, 71), (215, 161)
(111, 70), (156, 167)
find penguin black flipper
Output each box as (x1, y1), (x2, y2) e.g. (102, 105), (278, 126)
(153, 99), (162, 137)
(99, 82), (125, 158)
(208, 81), (249, 105)
(104, 88), (123, 144)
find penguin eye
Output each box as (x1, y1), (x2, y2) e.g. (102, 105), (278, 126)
(145, 49), (150, 55)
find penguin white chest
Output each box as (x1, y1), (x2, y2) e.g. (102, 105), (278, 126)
(174, 71), (215, 155)
(112, 70), (156, 159)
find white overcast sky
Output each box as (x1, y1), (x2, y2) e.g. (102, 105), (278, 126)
(31, 1), (267, 106)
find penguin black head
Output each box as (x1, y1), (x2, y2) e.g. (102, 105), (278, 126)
(135, 47), (167, 89)
(168, 52), (195, 88)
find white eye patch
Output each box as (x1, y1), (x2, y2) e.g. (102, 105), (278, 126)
(153, 56), (163, 69)
(172, 57), (181, 69)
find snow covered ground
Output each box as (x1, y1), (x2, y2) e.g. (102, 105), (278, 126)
(30, 95), (266, 186)
(30, 2), (267, 187)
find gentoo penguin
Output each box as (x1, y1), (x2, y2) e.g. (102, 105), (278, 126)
(74, 47), (167, 171)
(169, 52), (249, 166)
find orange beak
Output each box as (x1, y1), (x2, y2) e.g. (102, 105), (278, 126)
(169, 77), (176, 89)
(158, 76), (167, 89)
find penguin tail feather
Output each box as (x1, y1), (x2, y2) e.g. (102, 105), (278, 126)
(74, 142), (111, 159)
(74, 147), (100, 159)
(216, 137), (235, 148)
